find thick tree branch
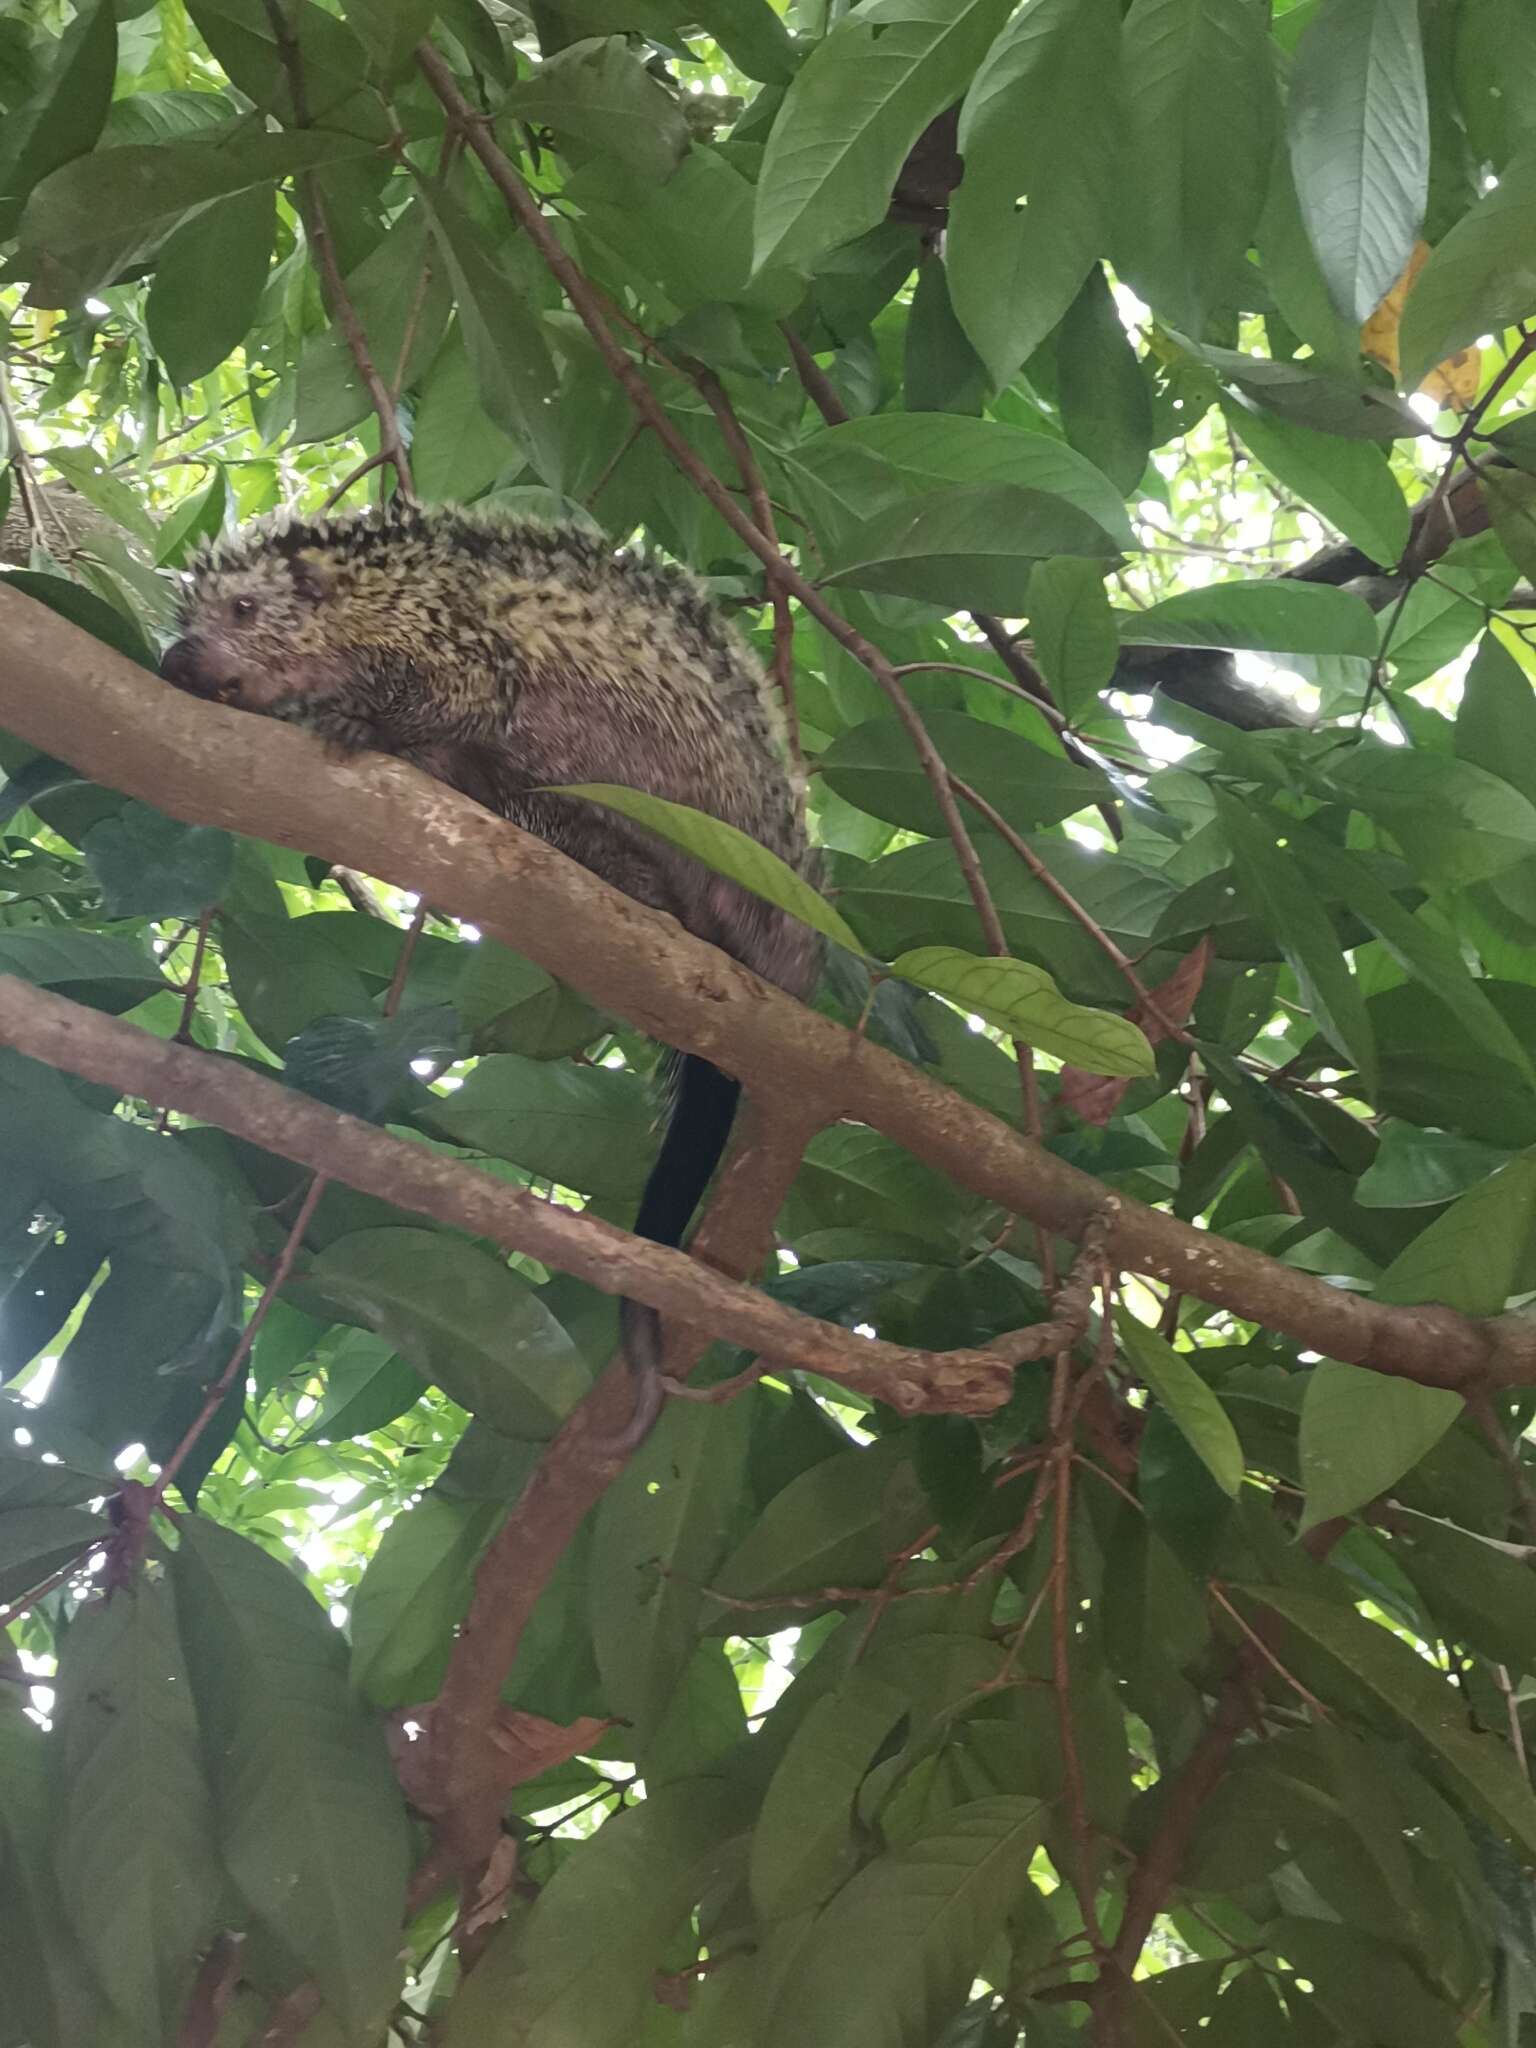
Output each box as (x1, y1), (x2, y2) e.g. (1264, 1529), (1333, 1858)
(3, 586), (1536, 1396)
(0, 979), (1017, 1416)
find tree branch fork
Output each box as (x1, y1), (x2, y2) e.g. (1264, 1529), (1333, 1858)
(2, 582), (1533, 1401)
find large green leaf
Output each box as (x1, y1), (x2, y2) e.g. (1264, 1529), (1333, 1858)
(147, 183), (276, 385)
(1118, 1315), (1244, 1496)
(1324, 743), (1536, 888)
(0, 0), (116, 240)
(1214, 791), (1377, 1092)
(820, 482), (1119, 612)
(751, 0), (1015, 277)
(785, 411), (1135, 553)
(1118, 579), (1379, 657)
(1239, 1584), (1536, 1858)
(1375, 1150), (1536, 1314)
(550, 782), (864, 954)
(1398, 146), (1536, 388)
(1298, 1360), (1463, 1529)
(891, 946), (1153, 1077)
(19, 129), (376, 305)
(757, 1797), (1046, 2046)
(818, 708), (1109, 837)
(1025, 557), (1119, 719)
(351, 1491), (504, 1705)
(502, 36), (691, 181)
(0, 928), (166, 1012)
(947, 0), (1120, 389)
(171, 1518), (411, 2040)
(1223, 399), (1411, 569)
(589, 1397), (751, 1749)
(1288, 0), (1429, 324)
(440, 1779), (750, 2046)
(307, 1227), (591, 1436)
(1115, 0), (1277, 331)
(54, 1586), (221, 2045)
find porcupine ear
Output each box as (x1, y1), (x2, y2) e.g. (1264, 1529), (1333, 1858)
(289, 549), (335, 604)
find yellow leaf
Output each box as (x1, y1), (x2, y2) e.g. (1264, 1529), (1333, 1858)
(1361, 241), (1482, 409)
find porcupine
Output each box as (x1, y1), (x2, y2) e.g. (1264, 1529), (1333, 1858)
(160, 503), (820, 1446)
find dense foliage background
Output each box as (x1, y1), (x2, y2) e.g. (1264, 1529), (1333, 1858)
(7, 0), (1536, 2040)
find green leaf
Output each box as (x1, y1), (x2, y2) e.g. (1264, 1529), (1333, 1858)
(1117, 1314), (1244, 1496)
(54, 1585), (220, 2044)
(0, 927), (166, 1012)
(1357, 1124), (1516, 1208)
(184, 0), (371, 120)
(154, 466), (228, 569)
(1457, 630), (1536, 808)
(1483, 465), (1536, 585)
(1224, 399), (1411, 568)
(1214, 791), (1378, 1092)
(440, 1780), (750, 2047)
(551, 781), (863, 954)
(1399, 146), (1536, 388)
(819, 708), (1110, 837)
(891, 945), (1153, 1078)
(786, 410), (1134, 554)
(1262, 1918), (1458, 2048)
(0, 1504), (110, 1605)
(0, 1718), (114, 2048)
(751, 0), (1015, 277)
(351, 1491), (503, 1705)
(758, 1797), (1046, 2047)
(1054, 262), (1156, 495)
(308, 1227), (591, 1436)
(820, 481), (1119, 612)
(41, 445), (157, 548)
(904, 255), (990, 414)
(341, 0), (437, 78)
(1395, 1510), (1536, 1672)
(1119, 579), (1379, 657)
(1375, 1150), (1536, 1314)
(503, 36), (691, 181)
(19, 130), (376, 306)
(1025, 557), (1119, 718)
(1288, 0), (1429, 325)
(421, 190), (564, 488)
(147, 183), (276, 385)
(1290, 826), (1536, 1089)
(1454, 0), (1536, 173)
(946, 0), (1121, 389)
(0, 567), (157, 668)
(1237, 1583), (1536, 1858)
(1324, 742), (1536, 887)
(689, 0), (797, 81)
(0, 0), (116, 240)
(1115, 0), (1277, 331)
(419, 1050), (655, 1197)
(590, 1398), (751, 1749)
(712, 1441), (924, 1605)
(1298, 1360), (1463, 1529)
(80, 801), (233, 919)
(171, 1517), (411, 2040)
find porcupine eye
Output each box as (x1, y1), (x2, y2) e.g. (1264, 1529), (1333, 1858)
(232, 596), (257, 622)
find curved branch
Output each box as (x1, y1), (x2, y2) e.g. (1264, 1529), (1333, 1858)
(2, 586), (1533, 1394)
(0, 978), (1015, 1417)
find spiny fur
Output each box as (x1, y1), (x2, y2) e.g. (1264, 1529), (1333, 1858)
(172, 502), (818, 996)
(165, 502), (821, 1446)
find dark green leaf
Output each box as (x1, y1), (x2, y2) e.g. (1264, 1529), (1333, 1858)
(1225, 398), (1411, 568)
(819, 708), (1110, 838)
(1120, 579), (1379, 657)
(80, 802), (233, 919)
(172, 1517), (411, 2039)
(307, 1226), (590, 1436)
(1375, 1151), (1536, 1313)
(0, 0), (116, 240)
(1214, 791), (1377, 1090)
(1115, 0), (1277, 331)
(946, 0), (1120, 389)
(503, 36), (690, 181)
(418, 1050), (656, 1199)
(820, 481), (1119, 612)
(1054, 262), (1155, 494)
(1298, 1360), (1462, 1528)
(147, 183), (276, 385)
(1398, 146), (1536, 388)
(1118, 1314), (1243, 1496)
(1288, 0), (1429, 324)
(751, 0), (1015, 277)
(1026, 557), (1118, 718)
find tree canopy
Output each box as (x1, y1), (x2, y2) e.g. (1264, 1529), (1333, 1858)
(5, 0), (1536, 2042)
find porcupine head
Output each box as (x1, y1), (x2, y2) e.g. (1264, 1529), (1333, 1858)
(162, 503), (819, 1001)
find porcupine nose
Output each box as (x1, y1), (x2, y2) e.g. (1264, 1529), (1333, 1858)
(160, 638), (222, 699)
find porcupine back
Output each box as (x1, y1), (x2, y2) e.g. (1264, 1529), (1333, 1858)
(164, 503), (821, 1441)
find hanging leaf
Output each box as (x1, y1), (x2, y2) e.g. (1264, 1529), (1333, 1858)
(1398, 148), (1536, 390)
(1118, 1314), (1244, 1496)
(550, 782), (865, 953)
(1288, 0), (1429, 325)
(890, 945), (1155, 1077)
(1298, 1360), (1463, 1529)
